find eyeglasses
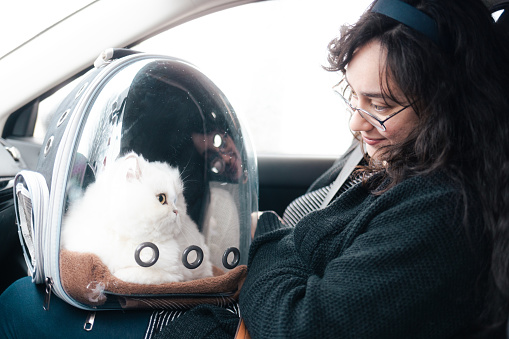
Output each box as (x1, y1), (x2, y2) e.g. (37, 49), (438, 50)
(332, 78), (410, 132)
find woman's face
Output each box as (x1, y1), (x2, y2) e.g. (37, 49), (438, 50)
(345, 40), (419, 160)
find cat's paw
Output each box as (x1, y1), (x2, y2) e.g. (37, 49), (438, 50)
(113, 267), (184, 284)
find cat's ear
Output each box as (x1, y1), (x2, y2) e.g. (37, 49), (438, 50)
(124, 153), (142, 182)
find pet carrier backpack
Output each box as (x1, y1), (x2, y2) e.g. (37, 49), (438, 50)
(13, 48), (258, 311)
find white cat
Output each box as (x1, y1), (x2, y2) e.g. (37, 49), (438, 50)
(60, 152), (213, 284)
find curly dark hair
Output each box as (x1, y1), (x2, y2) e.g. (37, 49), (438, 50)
(326, 0), (509, 336)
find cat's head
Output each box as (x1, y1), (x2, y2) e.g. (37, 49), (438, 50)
(112, 152), (186, 237)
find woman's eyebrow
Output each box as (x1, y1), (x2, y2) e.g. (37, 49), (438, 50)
(360, 91), (385, 99)
(345, 75), (385, 99)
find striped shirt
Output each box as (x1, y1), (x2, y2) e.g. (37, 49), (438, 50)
(144, 303), (240, 338)
(283, 174), (363, 228)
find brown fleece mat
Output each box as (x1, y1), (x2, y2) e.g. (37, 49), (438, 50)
(59, 249), (247, 309)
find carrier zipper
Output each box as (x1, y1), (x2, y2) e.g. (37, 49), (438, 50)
(84, 312), (96, 331)
(43, 277), (54, 311)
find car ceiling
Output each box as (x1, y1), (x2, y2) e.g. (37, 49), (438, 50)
(0, 0), (261, 131)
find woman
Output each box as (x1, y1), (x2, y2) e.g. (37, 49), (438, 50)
(237, 0), (509, 338)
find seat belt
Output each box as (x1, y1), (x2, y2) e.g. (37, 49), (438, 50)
(320, 144), (364, 209)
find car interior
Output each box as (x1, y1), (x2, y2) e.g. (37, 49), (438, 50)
(0, 0), (350, 294)
(0, 0), (508, 329)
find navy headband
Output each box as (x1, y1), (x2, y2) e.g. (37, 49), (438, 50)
(371, 0), (443, 48)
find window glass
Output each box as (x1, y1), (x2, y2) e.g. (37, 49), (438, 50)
(137, 0), (371, 156)
(36, 0), (372, 156)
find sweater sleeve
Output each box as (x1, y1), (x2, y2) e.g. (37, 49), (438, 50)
(253, 211), (287, 237)
(239, 179), (482, 339)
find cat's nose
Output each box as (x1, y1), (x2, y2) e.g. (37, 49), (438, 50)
(173, 208), (178, 215)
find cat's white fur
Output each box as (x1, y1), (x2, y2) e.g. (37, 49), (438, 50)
(60, 152), (213, 284)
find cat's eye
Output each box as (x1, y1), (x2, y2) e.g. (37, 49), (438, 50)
(157, 193), (167, 205)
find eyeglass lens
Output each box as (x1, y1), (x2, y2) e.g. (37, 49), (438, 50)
(335, 81), (385, 130)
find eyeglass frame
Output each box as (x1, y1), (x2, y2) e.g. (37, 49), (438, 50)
(332, 78), (411, 132)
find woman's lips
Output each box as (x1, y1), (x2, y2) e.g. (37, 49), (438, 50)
(362, 135), (385, 146)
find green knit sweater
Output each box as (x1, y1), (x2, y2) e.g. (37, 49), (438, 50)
(238, 171), (484, 339)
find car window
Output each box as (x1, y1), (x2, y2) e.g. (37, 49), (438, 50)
(35, 0), (372, 157)
(34, 77), (82, 141)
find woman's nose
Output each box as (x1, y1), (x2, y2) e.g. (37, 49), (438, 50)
(349, 109), (374, 132)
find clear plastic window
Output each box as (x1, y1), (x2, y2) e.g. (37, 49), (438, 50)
(56, 56), (256, 308)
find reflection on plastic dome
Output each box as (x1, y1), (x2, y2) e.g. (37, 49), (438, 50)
(192, 131), (244, 181)
(55, 55), (257, 308)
